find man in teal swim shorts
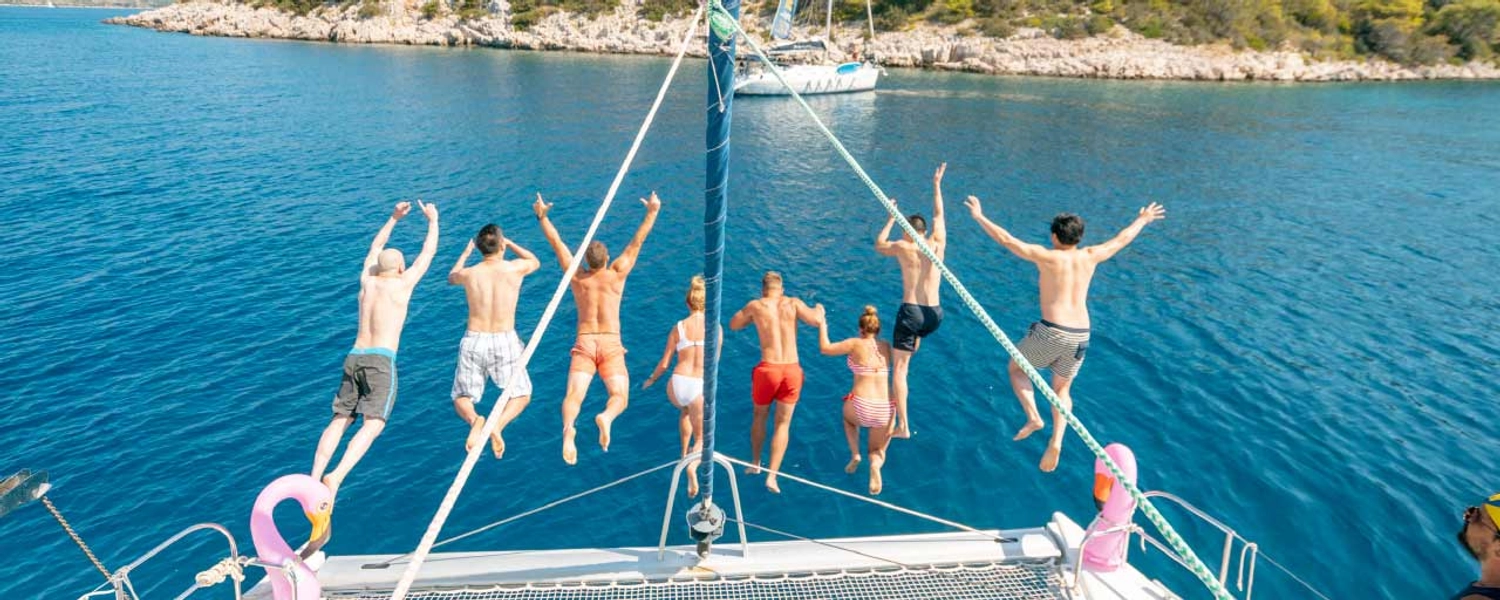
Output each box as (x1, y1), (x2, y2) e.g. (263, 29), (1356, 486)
(311, 200), (439, 502)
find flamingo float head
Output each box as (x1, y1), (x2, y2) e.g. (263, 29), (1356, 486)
(251, 474), (333, 600)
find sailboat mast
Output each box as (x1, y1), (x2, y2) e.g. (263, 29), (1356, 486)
(825, 0), (834, 41)
(701, 0), (739, 507)
(865, 0), (874, 42)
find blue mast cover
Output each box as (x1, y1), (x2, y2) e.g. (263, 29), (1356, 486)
(701, 0), (739, 505)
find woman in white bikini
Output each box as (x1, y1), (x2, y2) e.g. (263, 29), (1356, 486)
(815, 304), (894, 495)
(643, 276), (707, 497)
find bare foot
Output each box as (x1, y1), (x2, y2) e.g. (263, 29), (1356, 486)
(595, 414), (612, 452)
(562, 428), (578, 465)
(465, 417), (487, 453)
(894, 423), (912, 439)
(1040, 444), (1062, 473)
(744, 463), (762, 475)
(844, 455), (862, 474)
(490, 430), (505, 459)
(321, 473), (343, 501)
(868, 455), (884, 495)
(1013, 419), (1045, 441)
(687, 472), (700, 498)
(766, 476), (781, 494)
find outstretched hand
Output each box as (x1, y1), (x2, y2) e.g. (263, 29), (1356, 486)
(392, 201), (412, 220)
(933, 162), (947, 184)
(1137, 202), (1166, 224)
(642, 372), (660, 389)
(418, 199), (438, 221)
(964, 195), (984, 219)
(533, 193), (552, 219)
(642, 191), (662, 212)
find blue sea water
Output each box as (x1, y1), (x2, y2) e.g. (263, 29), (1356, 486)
(3, 6), (1500, 598)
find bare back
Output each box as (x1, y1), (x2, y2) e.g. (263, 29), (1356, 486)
(891, 237), (945, 305)
(1035, 248), (1099, 328)
(571, 268), (627, 335)
(743, 295), (807, 364)
(673, 313), (705, 377)
(848, 338), (891, 401)
(460, 258), (527, 333)
(355, 274), (415, 351)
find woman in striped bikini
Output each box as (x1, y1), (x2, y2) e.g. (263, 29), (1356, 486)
(815, 304), (894, 495)
(643, 276), (708, 497)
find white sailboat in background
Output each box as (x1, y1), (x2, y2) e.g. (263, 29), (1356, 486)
(733, 0), (882, 95)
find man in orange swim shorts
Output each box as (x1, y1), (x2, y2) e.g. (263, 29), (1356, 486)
(536, 192), (661, 465)
(729, 271), (819, 493)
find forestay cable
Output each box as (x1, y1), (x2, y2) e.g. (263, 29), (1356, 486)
(389, 7), (707, 598)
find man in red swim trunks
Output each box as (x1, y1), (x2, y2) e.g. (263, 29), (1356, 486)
(536, 192), (661, 465)
(729, 271), (819, 493)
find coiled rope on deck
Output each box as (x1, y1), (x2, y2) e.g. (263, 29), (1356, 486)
(716, 6), (1235, 599)
(389, 7), (708, 599)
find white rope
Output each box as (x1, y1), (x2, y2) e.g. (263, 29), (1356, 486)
(389, 7), (707, 598)
(370, 460), (679, 568)
(714, 455), (1014, 544)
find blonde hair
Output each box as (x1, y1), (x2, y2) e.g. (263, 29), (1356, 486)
(858, 305), (880, 335)
(687, 275), (706, 311)
(762, 271), (783, 292)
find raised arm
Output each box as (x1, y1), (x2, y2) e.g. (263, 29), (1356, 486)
(930, 163), (947, 245)
(641, 325), (678, 390)
(1088, 202), (1166, 264)
(403, 200), (441, 285)
(815, 305), (857, 356)
(613, 192), (662, 274)
(964, 195), (1047, 263)
(448, 238), (475, 285)
(364, 202), (410, 274)
(874, 212), (897, 256)
(505, 238), (542, 276)
(533, 194), (573, 270)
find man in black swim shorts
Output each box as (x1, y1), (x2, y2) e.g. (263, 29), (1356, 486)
(874, 163), (948, 439)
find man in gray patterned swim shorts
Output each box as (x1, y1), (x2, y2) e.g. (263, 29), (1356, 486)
(964, 195), (1165, 473)
(312, 200), (440, 502)
(448, 222), (541, 459)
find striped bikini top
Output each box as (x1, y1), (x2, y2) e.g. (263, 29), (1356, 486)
(847, 339), (888, 376)
(675, 320), (705, 352)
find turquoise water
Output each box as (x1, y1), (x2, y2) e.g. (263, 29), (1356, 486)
(3, 6), (1499, 598)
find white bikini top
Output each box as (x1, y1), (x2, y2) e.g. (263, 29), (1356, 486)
(675, 320), (705, 352)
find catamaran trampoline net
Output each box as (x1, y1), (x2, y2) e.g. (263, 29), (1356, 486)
(325, 561), (1067, 600)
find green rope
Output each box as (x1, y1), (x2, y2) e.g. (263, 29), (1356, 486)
(715, 6), (1235, 599)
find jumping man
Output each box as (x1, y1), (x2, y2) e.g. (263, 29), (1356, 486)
(312, 200), (439, 501)
(729, 271), (820, 493)
(873, 163), (948, 439)
(964, 196), (1165, 472)
(447, 222), (541, 459)
(535, 192), (661, 465)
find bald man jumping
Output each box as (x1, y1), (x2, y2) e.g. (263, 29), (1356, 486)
(311, 200), (439, 502)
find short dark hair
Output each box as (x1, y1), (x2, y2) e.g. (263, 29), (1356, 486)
(475, 224), (503, 256)
(1051, 213), (1084, 246)
(906, 214), (927, 235)
(585, 240), (609, 270)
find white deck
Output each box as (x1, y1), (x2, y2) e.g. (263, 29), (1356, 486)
(246, 513), (1181, 599)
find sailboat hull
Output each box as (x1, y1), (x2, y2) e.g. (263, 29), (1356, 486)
(734, 63), (881, 96)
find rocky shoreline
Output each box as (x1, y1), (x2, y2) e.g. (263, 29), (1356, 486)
(106, 0), (1500, 81)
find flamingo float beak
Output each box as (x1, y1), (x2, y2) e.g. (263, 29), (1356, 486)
(302, 509), (332, 559)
